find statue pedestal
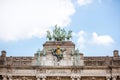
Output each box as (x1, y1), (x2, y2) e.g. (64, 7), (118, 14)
(42, 41), (75, 66)
(43, 41), (75, 54)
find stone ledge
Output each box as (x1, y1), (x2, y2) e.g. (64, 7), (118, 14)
(43, 41), (75, 47)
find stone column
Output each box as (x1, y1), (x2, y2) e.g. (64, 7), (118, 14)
(71, 76), (74, 80)
(8, 76), (12, 80)
(106, 77), (110, 80)
(77, 76), (81, 80)
(37, 78), (40, 80)
(42, 77), (46, 80)
(72, 78), (74, 80)
(77, 78), (80, 80)
(2, 75), (7, 80)
(113, 76), (116, 80)
(36, 76), (40, 80)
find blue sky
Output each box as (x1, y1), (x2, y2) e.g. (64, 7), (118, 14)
(0, 0), (120, 56)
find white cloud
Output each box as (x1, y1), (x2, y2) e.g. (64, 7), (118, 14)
(77, 0), (104, 6)
(91, 32), (114, 46)
(0, 0), (75, 41)
(76, 31), (114, 49)
(77, 0), (93, 6)
(77, 31), (86, 49)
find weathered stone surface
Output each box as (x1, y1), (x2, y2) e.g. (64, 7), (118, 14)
(0, 41), (120, 80)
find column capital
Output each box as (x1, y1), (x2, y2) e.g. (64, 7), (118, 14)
(112, 76), (117, 80)
(71, 76), (75, 78)
(72, 76), (81, 78)
(112, 76), (117, 78)
(71, 76), (75, 80)
(2, 75), (6, 77)
(8, 74), (12, 77)
(2, 75), (7, 80)
(106, 76), (111, 80)
(71, 76), (81, 80)
(37, 78), (40, 80)
(36, 76), (40, 80)
(36, 76), (46, 80)
(42, 76), (46, 80)
(77, 76), (81, 78)
(77, 76), (81, 80)
(42, 76), (46, 78)
(8, 76), (12, 80)
(36, 76), (40, 78)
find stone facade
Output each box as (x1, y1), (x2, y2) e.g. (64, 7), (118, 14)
(0, 41), (120, 80)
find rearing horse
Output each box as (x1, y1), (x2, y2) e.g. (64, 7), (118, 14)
(46, 30), (52, 40)
(66, 30), (72, 40)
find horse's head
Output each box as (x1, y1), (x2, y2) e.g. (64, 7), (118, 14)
(68, 30), (72, 36)
(68, 30), (72, 34)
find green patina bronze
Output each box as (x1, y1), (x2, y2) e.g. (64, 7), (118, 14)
(46, 30), (52, 41)
(50, 46), (66, 61)
(46, 24), (72, 41)
(36, 49), (41, 65)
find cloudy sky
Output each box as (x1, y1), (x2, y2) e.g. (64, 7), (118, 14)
(0, 0), (120, 56)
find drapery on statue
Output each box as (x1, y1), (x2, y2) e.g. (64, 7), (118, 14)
(46, 24), (72, 41)
(50, 46), (66, 61)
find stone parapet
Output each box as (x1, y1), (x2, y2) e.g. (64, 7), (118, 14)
(43, 41), (75, 48)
